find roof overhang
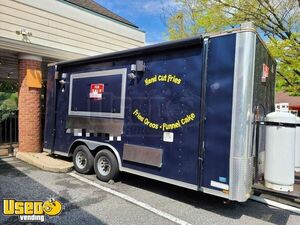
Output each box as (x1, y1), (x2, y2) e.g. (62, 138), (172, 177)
(0, 37), (86, 61)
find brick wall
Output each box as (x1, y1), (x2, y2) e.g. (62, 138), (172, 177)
(18, 59), (42, 152)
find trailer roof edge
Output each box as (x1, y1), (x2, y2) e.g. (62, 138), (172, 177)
(49, 36), (203, 68)
(49, 26), (274, 69)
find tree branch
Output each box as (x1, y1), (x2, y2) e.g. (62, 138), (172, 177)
(215, 0), (289, 40)
(294, 69), (300, 76)
(277, 70), (294, 86)
(262, 0), (291, 38)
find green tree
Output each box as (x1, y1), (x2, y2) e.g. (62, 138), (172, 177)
(0, 81), (18, 121)
(0, 80), (18, 93)
(166, 0), (300, 95)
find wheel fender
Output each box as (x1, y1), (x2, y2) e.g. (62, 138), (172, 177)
(69, 139), (122, 169)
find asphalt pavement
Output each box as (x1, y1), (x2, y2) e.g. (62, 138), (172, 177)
(0, 156), (299, 225)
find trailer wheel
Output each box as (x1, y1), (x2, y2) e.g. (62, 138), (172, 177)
(94, 150), (119, 182)
(73, 145), (94, 174)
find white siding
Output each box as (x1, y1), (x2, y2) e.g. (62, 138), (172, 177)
(0, 0), (145, 59)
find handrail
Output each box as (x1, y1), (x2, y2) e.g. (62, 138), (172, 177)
(0, 110), (18, 154)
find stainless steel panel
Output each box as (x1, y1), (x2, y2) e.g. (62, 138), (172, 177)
(123, 144), (163, 168)
(67, 116), (124, 136)
(229, 30), (256, 202)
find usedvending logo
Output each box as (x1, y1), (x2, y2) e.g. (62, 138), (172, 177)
(2, 198), (62, 222)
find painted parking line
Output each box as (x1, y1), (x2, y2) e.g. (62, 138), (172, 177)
(0, 159), (22, 166)
(0, 156), (16, 161)
(68, 172), (192, 225)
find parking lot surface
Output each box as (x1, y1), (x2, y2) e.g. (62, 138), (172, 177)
(0, 157), (299, 225)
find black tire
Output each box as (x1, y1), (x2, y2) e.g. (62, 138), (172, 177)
(73, 145), (94, 174)
(94, 150), (119, 182)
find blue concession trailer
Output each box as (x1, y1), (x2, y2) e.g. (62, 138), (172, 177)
(44, 24), (276, 202)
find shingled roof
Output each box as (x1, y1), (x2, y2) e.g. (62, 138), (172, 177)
(275, 91), (300, 112)
(63, 0), (138, 28)
(275, 92), (300, 107)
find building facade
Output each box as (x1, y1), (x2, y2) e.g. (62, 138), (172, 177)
(275, 92), (300, 116)
(0, 0), (145, 153)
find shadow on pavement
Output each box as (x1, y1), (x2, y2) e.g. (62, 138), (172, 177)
(1, 156), (296, 225)
(117, 172), (295, 225)
(0, 157), (106, 225)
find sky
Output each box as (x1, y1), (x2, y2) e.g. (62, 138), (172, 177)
(95, 0), (178, 45)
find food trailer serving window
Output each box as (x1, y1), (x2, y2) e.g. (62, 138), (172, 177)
(68, 68), (127, 119)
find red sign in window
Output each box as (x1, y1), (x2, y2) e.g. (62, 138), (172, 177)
(261, 64), (270, 83)
(89, 83), (104, 99)
(263, 64), (269, 78)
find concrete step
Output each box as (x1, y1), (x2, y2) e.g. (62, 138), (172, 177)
(0, 148), (8, 156)
(16, 152), (73, 173)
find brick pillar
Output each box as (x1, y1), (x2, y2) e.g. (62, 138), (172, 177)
(18, 54), (42, 153)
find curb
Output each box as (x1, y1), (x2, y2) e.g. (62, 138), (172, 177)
(16, 152), (73, 173)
